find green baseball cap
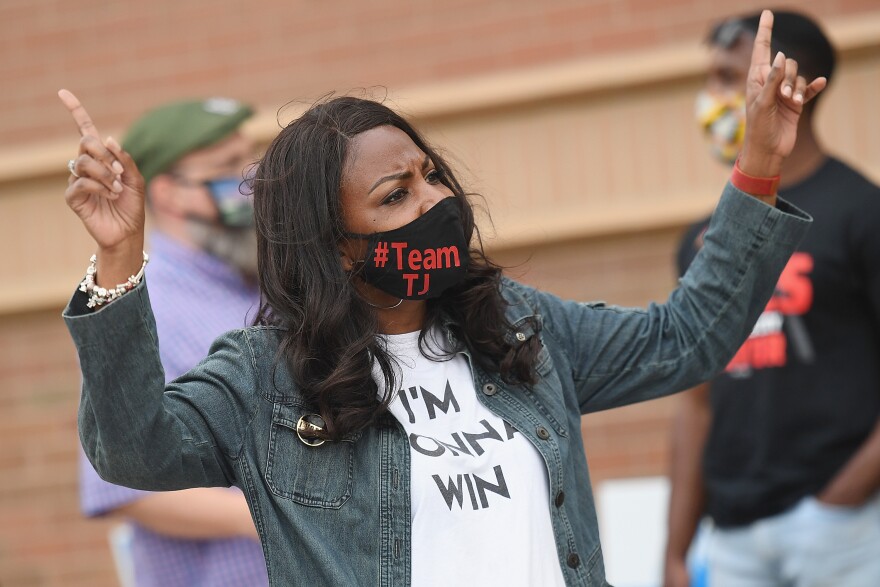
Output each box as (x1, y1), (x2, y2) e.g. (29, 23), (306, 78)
(123, 97), (254, 185)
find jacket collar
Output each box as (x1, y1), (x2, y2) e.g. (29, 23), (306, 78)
(437, 277), (542, 353)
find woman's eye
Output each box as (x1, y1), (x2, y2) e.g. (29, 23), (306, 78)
(383, 189), (407, 205)
(426, 169), (443, 183)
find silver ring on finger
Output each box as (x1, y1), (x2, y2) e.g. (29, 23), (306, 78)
(68, 159), (80, 178)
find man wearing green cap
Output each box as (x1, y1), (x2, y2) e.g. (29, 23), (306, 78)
(78, 98), (268, 586)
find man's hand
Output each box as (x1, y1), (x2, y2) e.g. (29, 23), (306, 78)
(663, 555), (690, 587)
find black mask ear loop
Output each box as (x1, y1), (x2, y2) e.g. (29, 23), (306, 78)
(342, 234), (404, 310)
(341, 229), (369, 283)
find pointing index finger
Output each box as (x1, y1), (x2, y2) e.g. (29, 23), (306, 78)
(751, 10), (774, 69)
(58, 89), (101, 139)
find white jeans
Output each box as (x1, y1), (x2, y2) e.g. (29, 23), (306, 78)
(694, 493), (880, 587)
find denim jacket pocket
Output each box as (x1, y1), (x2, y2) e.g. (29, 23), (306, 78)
(265, 403), (357, 508)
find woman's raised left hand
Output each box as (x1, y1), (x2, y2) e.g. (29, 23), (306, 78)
(739, 10), (827, 178)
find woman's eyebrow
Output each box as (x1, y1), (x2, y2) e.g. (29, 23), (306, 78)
(368, 155), (431, 194)
(369, 170), (412, 194)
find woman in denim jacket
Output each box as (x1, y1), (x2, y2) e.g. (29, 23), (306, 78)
(61, 12), (821, 586)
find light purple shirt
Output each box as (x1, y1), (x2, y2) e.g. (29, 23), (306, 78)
(79, 231), (268, 587)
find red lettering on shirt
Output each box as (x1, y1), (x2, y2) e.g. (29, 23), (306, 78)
(726, 332), (787, 372)
(765, 252), (813, 315)
(724, 252), (814, 374)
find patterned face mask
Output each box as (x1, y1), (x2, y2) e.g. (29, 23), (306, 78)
(695, 90), (746, 165)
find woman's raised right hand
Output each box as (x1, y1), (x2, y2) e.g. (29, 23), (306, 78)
(59, 89), (146, 286)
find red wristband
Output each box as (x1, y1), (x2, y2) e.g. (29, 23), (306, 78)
(731, 159), (780, 197)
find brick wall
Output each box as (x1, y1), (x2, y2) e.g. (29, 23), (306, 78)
(1, 0), (874, 146)
(0, 308), (117, 586)
(2, 0), (878, 585)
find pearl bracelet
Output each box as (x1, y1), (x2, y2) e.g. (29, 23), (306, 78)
(78, 251), (149, 309)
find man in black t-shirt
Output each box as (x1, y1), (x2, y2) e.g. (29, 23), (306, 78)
(664, 11), (880, 587)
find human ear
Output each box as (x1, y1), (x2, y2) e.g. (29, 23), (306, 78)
(338, 240), (356, 272)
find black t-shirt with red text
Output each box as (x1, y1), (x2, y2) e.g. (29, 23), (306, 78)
(677, 157), (880, 528)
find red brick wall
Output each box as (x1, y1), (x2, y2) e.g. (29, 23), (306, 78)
(0, 308), (119, 586)
(2, 1), (877, 585)
(1, 0), (872, 146)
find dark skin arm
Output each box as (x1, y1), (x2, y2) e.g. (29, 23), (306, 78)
(663, 384), (711, 587)
(661, 12), (828, 584)
(818, 418), (880, 506)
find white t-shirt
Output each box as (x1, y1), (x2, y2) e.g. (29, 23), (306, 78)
(377, 328), (567, 586)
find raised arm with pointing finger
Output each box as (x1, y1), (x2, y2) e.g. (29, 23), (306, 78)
(666, 11), (880, 587)
(61, 11), (819, 586)
(63, 92), (268, 586)
(61, 89), (147, 287)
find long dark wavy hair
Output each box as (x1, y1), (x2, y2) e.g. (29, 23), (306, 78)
(252, 96), (541, 439)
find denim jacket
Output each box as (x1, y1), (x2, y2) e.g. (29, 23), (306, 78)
(65, 184), (810, 586)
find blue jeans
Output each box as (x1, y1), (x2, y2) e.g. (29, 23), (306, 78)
(701, 493), (880, 587)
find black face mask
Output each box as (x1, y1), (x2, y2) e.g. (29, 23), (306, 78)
(345, 197), (469, 300)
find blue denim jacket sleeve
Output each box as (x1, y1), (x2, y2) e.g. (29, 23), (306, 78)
(65, 182), (809, 493)
(64, 282), (258, 491)
(517, 182), (811, 413)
